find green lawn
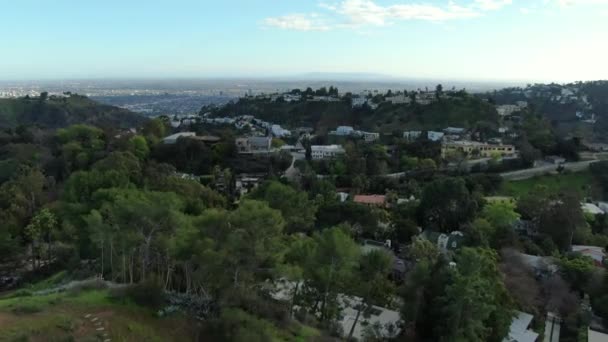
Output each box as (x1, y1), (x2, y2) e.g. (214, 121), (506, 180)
(500, 171), (594, 198)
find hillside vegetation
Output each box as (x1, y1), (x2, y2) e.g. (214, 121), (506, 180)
(210, 92), (499, 133)
(0, 93), (147, 129)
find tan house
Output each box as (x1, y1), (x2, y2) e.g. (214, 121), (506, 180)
(441, 141), (517, 159)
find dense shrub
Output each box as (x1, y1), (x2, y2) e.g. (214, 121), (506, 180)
(124, 280), (166, 309)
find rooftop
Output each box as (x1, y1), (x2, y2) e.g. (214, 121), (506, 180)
(503, 311), (539, 342)
(353, 195), (386, 205)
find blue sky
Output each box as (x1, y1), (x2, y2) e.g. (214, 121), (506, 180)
(1, 0), (607, 82)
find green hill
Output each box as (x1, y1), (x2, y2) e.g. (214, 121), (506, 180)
(0, 94), (147, 129)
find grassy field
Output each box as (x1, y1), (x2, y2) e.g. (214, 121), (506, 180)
(500, 171), (594, 198)
(0, 280), (195, 342)
(0, 274), (322, 342)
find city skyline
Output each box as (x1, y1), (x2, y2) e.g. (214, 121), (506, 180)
(2, 0), (607, 82)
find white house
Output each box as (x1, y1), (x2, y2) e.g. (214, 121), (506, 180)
(403, 131), (422, 141)
(336, 126), (355, 136)
(271, 124), (291, 138)
(386, 94), (411, 104)
(496, 104), (520, 116)
(352, 97), (368, 107)
(427, 131), (445, 142)
(359, 131), (380, 142)
(311, 145), (345, 160)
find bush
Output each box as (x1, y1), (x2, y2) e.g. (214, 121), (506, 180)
(10, 289), (33, 298)
(67, 279), (108, 296)
(12, 304), (42, 315)
(221, 288), (289, 325)
(125, 280), (166, 309)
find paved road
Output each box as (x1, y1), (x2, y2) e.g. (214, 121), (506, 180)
(283, 152), (305, 181)
(500, 160), (600, 181)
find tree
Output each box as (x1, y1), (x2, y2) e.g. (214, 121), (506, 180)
(283, 236), (317, 316)
(516, 185), (550, 221)
(539, 192), (585, 251)
(24, 208), (58, 270)
(435, 84), (443, 99)
(347, 249), (395, 339)
(224, 200), (286, 288)
(128, 135), (150, 160)
(56, 124), (106, 173)
(298, 227), (360, 322)
(435, 248), (513, 342)
(142, 118), (168, 143)
(250, 181), (317, 234)
(418, 177), (478, 232)
(0, 166), (47, 238)
(559, 253), (595, 293)
(482, 201), (520, 229)
(465, 218), (494, 247)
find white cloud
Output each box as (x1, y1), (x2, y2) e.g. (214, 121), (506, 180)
(473, 0), (513, 11)
(329, 0), (481, 25)
(263, 14), (331, 31)
(264, 0), (524, 31)
(264, 0), (513, 31)
(554, 0), (608, 6)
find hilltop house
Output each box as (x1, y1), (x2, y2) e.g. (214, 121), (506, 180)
(427, 131), (445, 142)
(403, 131), (422, 141)
(443, 127), (466, 135)
(358, 131), (380, 142)
(441, 141), (517, 159)
(311, 145), (345, 160)
(336, 126), (355, 136)
(386, 94), (411, 104)
(235, 136), (273, 154)
(271, 124), (291, 138)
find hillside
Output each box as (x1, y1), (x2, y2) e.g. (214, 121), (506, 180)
(209, 92), (500, 133)
(0, 94), (147, 129)
(489, 81), (608, 141)
(0, 274), (322, 342)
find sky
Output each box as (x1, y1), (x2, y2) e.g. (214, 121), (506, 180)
(1, 0), (607, 82)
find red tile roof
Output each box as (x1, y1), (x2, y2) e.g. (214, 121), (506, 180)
(354, 195), (386, 205)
